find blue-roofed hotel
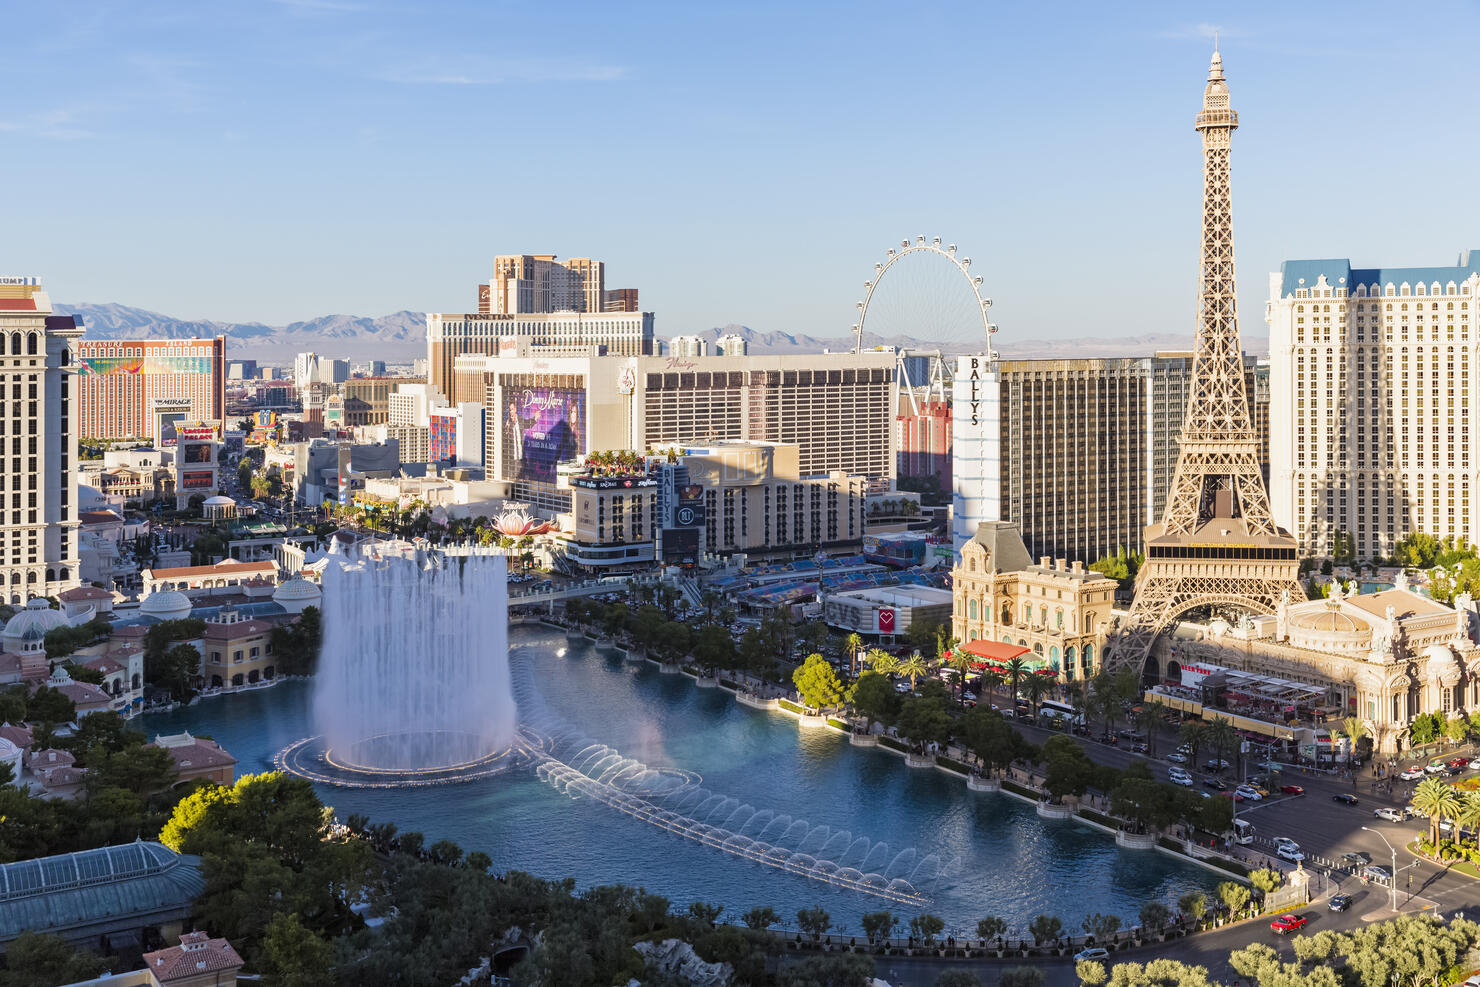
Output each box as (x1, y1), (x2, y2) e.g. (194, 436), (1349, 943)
(1266, 251), (1480, 558)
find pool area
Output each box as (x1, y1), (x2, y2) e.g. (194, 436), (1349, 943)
(140, 625), (1218, 936)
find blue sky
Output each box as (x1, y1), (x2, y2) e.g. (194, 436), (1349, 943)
(4, 0), (1478, 344)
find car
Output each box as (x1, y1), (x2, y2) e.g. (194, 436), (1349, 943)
(1281, 784), (1305, 795)
(1332, 793), (1359, 805)
(1270, 914), (1308, 934)
(1166, 752), (1188, 763)
(1205, 759), (1231, 771)
(1203, 777), (1228, 791)
(1373, 807), (1404, 822)
(1470, 757), (1480, 770)
(1235, 785), (1263, 801)
(1450, 766), (1466, 777)
(1400, 766), (1427, 781)
(1449, 757), (1469, 768)
(1170, 774), (1194, 788)
(1361, 864), (1393, 884)
(1249, 784), (1270, 797)
(1426, 761), (1449, 775)
(1277, 843), (1305, 863)
(1131, 743), (1149, 754)
(1074, 947), (1110, 962)
(1339, 851), (1371, 867)
(1328, 893), (1353, 912)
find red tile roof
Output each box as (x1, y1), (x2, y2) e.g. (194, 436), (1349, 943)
(151, 735), (237, 771)
(59, 585), (113, 601)
(202, 618), (275, 640)
(147, 560), (276, 579)
(84, 655), (126, 675)
(0, 299), (37, 311)
(145, 932), (244, 983)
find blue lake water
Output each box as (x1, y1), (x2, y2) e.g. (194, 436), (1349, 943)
(141, 625), (1217, 937)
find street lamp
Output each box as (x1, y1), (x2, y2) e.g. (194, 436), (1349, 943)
(1362, 826), (1398, 913)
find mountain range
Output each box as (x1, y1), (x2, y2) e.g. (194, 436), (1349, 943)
(55, 304), (1268, 363)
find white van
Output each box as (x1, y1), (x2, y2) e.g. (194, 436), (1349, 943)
(1168, 767), (1193, 787)
(1232, 819), (1255, 845)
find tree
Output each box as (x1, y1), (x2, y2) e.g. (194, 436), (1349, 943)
(1028, 914), (1063, 945)
(1205, 716), (1238, 773)
(1138, 902), (1171, 932)
(691, 624), (736, 677)
(946, 649), (974, 707)
(1412, 777), (1461, 844)
(1177, 721), (1208, 769)
(976, 916), (1008, 943)
(848, 672), (899, 732)
(688, 901), (723, 925)
(797, 905), (832, 941)
(895, 680), (954, 752)
(866, 649), (899, 677)
(1248, 868), (1282, 894)
(1177, 892), (1207, 922)
(1216, 881), (1251, 916)
(776, 954), (876, 987)
(961, 707), (1033, 777)
(1076, 960), (1108, 987)
(861, 910), (897, 945)
(842, 632), (864, 676)
(936, 973), (983, 987)
(260, 912), (335, 987)
(1004, 656), (1029, 705)
(1136, 699), (1169, 759)
(1343, 715), (1370, 762)
(1024, 673), (1052, 722)
(0, 931), (107, 987)
(1081, 912), (1122, 942)
(793, 654), (845, 711)
(157, 642), (202, 700)
(1040, 734), (1093, 802)
(742, 906), (779, 930)
(898, 651), (930, 690)
(909, 913), (945, 947)
(1000, 969), (1046, 987)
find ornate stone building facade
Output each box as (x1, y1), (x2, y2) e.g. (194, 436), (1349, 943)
(1152, 575), (1480, 754)
(951, 521), (1118, 681)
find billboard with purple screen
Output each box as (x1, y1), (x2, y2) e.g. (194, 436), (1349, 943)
(501, 387), (585, 483)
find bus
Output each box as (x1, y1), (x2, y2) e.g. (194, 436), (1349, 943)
(1232, 818), (1255, 844)
(1036, 700), (1084, 726)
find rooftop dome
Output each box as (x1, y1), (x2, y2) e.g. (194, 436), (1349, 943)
(3, 599), (72, 645)
(203, 495), (235, 506)
(1292, 607), (1362, 634)
(1207, 618), (1232, 638)
(1426, 644), (1461, 685)
(139, 590), (194, 622)
(272, 577), (322, 613)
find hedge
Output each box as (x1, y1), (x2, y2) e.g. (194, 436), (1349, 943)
(777, 698), (807, 715)
(1078, 807), (1119, 829)
(719, 679), (739, 690)
(878, 736), (909, 753)
(936, 755), (973, 774)
(1001, 779), (1037, 799)
(827, 718), (850, 730)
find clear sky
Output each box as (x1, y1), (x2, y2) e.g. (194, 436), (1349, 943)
(4, 0), (1478, 344)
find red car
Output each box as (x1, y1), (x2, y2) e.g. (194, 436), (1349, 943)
(1270, 914), (1308, 935)
(1449, 757), (1470, 769)
(1281, 784), (1305, 795)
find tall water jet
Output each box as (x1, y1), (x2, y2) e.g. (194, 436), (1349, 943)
(312, 549), (516, 772)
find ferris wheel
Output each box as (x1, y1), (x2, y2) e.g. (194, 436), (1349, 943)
(851, 235), (997, 356)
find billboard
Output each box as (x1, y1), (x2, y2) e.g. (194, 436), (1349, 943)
(181, 442), (213, 464)
(876, 608), (897, 633)
(178, 426), (217, 442)
(181, 471), (214, 489)
(430, 414), (457, 462)
(501, 387), (585, 483)
(81, 355), (213, 376)
(254, 410), (276, 428)
(673, 483), (705, 527)
(662, 526), (701, 565)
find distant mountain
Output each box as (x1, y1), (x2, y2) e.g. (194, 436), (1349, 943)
(55, 303), (428, 362)
(55, 304), (1270, 364)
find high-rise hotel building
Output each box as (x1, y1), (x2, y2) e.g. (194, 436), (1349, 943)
(76, 336), (226, 440)
(951, 354), (1269, 565)
(1267, 251), (1480, 558)
(0, 277), (81, 602)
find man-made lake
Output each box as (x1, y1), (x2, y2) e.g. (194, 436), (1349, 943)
(142, 625), (1216, 937)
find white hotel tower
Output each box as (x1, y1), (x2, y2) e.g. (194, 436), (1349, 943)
(1267, 250), (1480, 559)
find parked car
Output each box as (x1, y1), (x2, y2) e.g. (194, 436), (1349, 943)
(1234, 785), (1263, 801)
(1270, 914), (1308, 934)
(1130, 743), (1149, 754)
(1339, 851), (1370, 867)
(1361, 864), (1393, 885)
(1425, 761), (1449, 775)
(1205, 759), (1231, 771)
(1276, 843), (1305, 863)
(1166, 752), (1188, 763)
(1328, 894), (1353, 912)
(1332, 793), (1359, 805)
(1400, 766), (1427, 781)
(1169, 772), (1194, 788)
(1373, 807), (1404, 822)
(1469, 757), (1480, 770)
(1280, 784), (1305, 795)
(1203, 777), (1228, 791)
(1074, 947), (1110, 962)
(1449, 757), (1469, 768)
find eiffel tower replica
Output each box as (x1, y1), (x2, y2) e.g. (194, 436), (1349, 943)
(1103, 49), (1305, 676)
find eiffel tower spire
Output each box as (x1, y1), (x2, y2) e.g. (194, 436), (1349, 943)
(1102, 51), (1305, 675)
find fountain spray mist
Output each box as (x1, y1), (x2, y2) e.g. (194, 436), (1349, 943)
(313, 550), (516, 769)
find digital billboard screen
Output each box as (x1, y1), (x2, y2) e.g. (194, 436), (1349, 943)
(181, 471), (214, 489)
(662, 526), (700, 565)
(182, 442), (213, 464)
(501, 387), (584, 483)
(674, 484), (705, 527)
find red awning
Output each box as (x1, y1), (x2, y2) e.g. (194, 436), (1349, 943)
(961, 640), (1032, 663)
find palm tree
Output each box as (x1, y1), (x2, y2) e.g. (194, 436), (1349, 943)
(977, 666), (1006, 707)
(843, 632), (864, 678)
(1205, 716), (1238, 773)
(1089, 670), (1120, 741)
(1024, 673), (1051, 722)
(1411, 777), (1461, 846)
(1455, 790), (1480, 850)
(1135, 699), (1169, 759)
(947, 650), (973, 707)
(1004, 657), (1029, 709)
(1343, 716), (1369, 783)
(864, 648), (893, 680)
(1178, 721), (1208, 770)
(898, 651), (929, 691)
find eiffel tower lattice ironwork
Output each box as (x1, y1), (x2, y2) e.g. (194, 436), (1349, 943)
(1102, 50), (1305, 675)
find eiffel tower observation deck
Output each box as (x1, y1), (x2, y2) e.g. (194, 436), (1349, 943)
(1104, 50), (1305, 675)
